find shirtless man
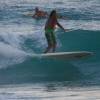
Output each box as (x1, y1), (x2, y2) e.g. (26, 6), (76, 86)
(32, 7), (48, 18)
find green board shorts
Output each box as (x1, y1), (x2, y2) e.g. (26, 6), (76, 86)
(45, 28), (56, 45)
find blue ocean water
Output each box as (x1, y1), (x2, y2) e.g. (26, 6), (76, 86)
(0, 0), (100, 99)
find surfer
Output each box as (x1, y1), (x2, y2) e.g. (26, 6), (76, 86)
(32, 7), (48, 19)
(44, 10), (66, 53)
(32, 7), (67, 20)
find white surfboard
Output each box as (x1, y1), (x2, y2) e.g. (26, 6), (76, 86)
(23, 12), (34, 16)
(30, 51), (93, 60)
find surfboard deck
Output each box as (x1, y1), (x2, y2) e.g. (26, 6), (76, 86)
(30, 51), (93, 60)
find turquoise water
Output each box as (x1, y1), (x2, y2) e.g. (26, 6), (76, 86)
(0, 0), (100, 99)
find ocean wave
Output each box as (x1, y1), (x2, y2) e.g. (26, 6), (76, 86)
(0, 0), (100, 85)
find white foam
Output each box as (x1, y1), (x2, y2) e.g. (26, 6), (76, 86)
(0, 24), (38, 68)
(0, 42), (27, 68)
(0, 42), (26, 57)
(0, 84), (100, 100)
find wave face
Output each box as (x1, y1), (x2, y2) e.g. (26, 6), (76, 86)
(0, 0), (100, 85)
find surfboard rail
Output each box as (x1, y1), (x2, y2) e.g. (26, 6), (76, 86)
(29, 51), (93, 60)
